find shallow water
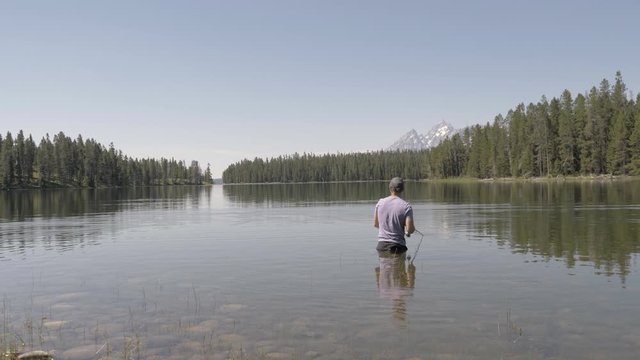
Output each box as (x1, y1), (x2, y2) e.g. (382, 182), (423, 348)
(1, 181), (640, 359)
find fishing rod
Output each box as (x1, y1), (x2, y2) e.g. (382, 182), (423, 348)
(406, 229), (424, 263)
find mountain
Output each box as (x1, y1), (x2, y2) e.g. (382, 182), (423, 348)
(386, 128), (427, 151)
(387, 121), (456, 151)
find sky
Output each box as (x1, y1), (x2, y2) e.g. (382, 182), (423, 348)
(1, 0), (639, 178)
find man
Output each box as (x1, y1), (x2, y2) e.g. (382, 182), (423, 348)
(374, 177), (415, 254)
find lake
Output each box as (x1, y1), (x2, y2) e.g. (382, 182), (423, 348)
(1, 181), (640, 359)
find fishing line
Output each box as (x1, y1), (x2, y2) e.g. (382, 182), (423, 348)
(407, 229), (424, 263)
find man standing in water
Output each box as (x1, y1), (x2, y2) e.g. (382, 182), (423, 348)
(374, 177), (415, 254)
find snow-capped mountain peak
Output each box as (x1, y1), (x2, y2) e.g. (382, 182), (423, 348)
(423, 121), (455, 148)
(387, 121), (456, 151)
(387, 128), (427, 151)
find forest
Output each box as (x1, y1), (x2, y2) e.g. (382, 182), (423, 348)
(0, 131), (213, 189)
(223, 72), (640, 183)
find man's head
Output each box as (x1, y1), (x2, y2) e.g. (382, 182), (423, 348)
(389, 177), (404, 194)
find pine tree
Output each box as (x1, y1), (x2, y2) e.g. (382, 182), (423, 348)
(548, 97), (561, 175)
(0, 134), (3, 186)
(83, 139), (100, 187)
(204, 163), (213, 184)
(37, 134), (54, 186)
(628, 95), (640, 174)
(531, 99), (550, 176)
(608, 111), (629, 174)
(2, 132), (14, 188)
(24, 135), (36, 184)
(15, 130), (25, 184)
(75, 135), (85, 186)
(557, 90), (576, 175)
(607, 71), (630, 174)
(574, 94), (588, 174)
(593, 79), (613, 174)
(582, 88), (599, 174)
(490, 115), (509, 177)
(508, 104), (533, 177)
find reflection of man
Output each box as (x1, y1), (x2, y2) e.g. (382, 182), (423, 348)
(374, 177), (415, 254)
(375, 252), (416, 322)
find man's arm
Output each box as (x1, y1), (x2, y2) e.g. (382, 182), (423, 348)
(373, 208), (379, 228)
(405, 216), (415, 235)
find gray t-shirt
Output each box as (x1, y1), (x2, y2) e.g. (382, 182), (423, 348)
(375, 195), (413, 246)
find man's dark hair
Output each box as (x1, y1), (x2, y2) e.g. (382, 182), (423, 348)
(389, 177), (404, 193)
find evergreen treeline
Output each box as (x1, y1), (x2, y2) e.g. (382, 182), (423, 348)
(223, 151), (424, 183)
(223, 72), (640, 183)
(0, 130), (213, 189)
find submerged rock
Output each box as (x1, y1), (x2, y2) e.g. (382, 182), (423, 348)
(42, 320), (67, 329)
(265, 352), (293, 360)
(17, 351), (53, 360)
(304, 351), (320, 358)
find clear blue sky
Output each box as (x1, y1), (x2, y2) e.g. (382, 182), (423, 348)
(2, 0), (639, 178)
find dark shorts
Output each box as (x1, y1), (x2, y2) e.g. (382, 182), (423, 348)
(376, 241), (408, 254)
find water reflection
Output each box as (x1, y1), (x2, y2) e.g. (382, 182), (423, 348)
(0, 218), (104, 260)
(222, 182), (387, 205)
(375, 252), (416, 324)
(476, 203), (640, 282)
(225, 180), (640, 282)
(0, 186), (211, 221)
(223, 179), (640, 206)
(448, 181), (640, 282)
(2, 181), (640, 281)
(0, 186), (212, 259)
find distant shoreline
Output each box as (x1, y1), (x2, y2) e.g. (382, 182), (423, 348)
(474, 174), (637, 183)
(221, 175), (639, 185)
(4, 175), (636, 190)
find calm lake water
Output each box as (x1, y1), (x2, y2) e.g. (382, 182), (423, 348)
(1, 181), (640, 359)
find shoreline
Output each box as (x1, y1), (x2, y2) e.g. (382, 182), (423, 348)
(475, 174), (636, 183)
(4, 175), (637, 189)
(223, 175), (640, 185)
